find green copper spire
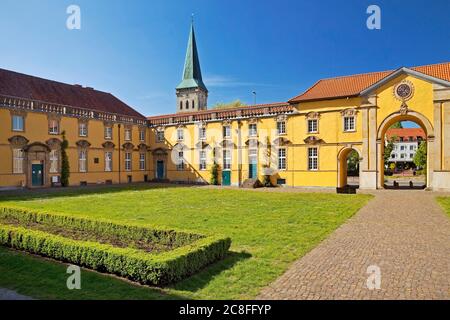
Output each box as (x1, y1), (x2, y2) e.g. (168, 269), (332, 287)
(176, 21), (208, 92)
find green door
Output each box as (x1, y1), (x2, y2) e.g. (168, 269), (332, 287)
(156, 160), (164, 179)
(222, 171), (231, 186)
(249, 163), (257, 179)
(31, 164), (44, 186)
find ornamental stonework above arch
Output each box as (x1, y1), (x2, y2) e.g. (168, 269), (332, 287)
(222, 119), (232, 126)
(304, 136), (324, 145)
(152, 148), (168, 156)
(245, 139), (260, 148)
(8, 135), (29, 147)
(46, 138), (62, 149)
(248, 118), (258, 124)
(137, 143), (149, 151)
(24, 142), (51, 152)
(173, 143), (188, 150)
(122, 142), (134, 150)
(102, 141), (115, 149)
(276, 114), (288, 122)
(272, 137), (292, 146)
(195, 141), (211, 149)
(219, 140), (236, 149)
(76, 140), (91, 148)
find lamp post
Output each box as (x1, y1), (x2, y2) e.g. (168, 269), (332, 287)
(252, 91), (257, 105)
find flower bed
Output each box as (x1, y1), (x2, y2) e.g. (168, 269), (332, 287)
(0, 206), (231, 285)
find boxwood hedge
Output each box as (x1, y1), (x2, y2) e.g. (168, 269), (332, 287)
(0, 206), (231, 285)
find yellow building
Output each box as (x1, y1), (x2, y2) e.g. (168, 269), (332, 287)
(1, 23), (450, 191)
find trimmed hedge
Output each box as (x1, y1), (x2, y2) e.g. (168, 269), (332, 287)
(0, 206), (231, 285)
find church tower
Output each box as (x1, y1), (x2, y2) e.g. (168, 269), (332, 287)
(176, 21), (208, 113)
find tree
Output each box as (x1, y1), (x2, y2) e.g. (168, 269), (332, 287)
(60, 130), (70, 187)
(413, 141), (427, 172)
(347, 150), (360, 173)
(384, 137), (395, 164)
(210, 160), (219, 185)
(390, 122), (403, 129)
(212, 100), (247, 110)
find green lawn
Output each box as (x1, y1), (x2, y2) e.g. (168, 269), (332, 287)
(437, 197), (450, 218)
(0, 185), (372, 299)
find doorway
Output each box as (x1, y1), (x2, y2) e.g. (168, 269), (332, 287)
(248, 148), (258, 179)
(31, 164), (44, 187)
(156, 160), (165, 179)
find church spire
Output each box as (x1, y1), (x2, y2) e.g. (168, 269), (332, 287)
(176, 20), (208, 92)
(176, 19), (208, 113)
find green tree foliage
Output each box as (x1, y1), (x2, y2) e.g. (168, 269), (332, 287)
(347, 150), (360, 173)
(210, 162), (219, 185)
(60, 131), (70, 187)
(413, 141), (427, 171)
(212, 100), (247, 110)
(384, 137), (395, 164)
(390, 122), (403, 129)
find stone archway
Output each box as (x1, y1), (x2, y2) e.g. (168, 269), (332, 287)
(23, 142), (51, 188)
(376, 110), (434, 189)
(337, 146), (362, 188)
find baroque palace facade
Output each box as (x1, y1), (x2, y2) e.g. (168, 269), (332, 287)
(1, 23), (450, 191)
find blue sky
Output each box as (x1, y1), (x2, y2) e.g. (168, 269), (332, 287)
(0, 0), (449, 117)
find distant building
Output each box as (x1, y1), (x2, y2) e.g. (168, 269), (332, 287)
(386, 128), (426, 164)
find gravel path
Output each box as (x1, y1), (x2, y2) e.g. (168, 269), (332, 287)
(0, 288), (33, 300)
(258, 190), (450, 300)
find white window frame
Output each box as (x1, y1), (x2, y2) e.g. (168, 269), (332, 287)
(125, 152), (132, 171)
(49, 150), (59, 173)
(277, 121), (286, 135)
(199, 150), (207, 171)
(105, 126), (113, 140)
(79, 150), (87, 173)
(249, 124), (257, 137)
(139, 152), (146, 171)
(343, 116), (356, 132)
(223, 126), (231, 139)
(124, 128), (132, 141)
(12, 115), (24, 132)
(105, 152), (113, 172)
(177, 151), (184, 171)
(308, 147), (318, 171)
(307, 119), (318, 133)
(156, 130), (165, 143)
(79, 122), (88, 137)
(278, 148), (286, 170)
(199, 127), (206, 141)
(12, 149), (24, 174)
(223, 149), (231, 171)
(177, 128), (184, 141)
(49, 119), (59, 135)
(139, 129), (145, 142)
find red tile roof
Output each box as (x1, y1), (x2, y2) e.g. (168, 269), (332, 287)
(147, 102), (293, 125)
(290, 62), (450, 103)
(0, 68), (145, 119)
(386, 128), (426, 142)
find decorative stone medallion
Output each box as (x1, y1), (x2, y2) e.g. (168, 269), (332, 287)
(394, 80), (414, 101)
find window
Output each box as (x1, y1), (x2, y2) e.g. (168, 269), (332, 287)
(277, 121), (286, 135)
(400, 146), (405, 151)
(180, 101), (183, 110)
(177, 151), (184, 171)
(409, 153), (414, 158)
(12, 149), (24, 174)
(391, 154), (396, 159)
(199, 127), (206, 140)
(401, 154), (405, 159)
(410, 145), (414, 151)
(105, 152), (113, 172)
(177, 128), (184, 141)
(223, 126), (231, 139)
(124, 128), (132, 141)
(49, 150), (59, 173)
(343, 116), (355, 132)
(278, 148), (286, 170)
(139, 153), (146, 171)
(105, 126), (113, 140)
(79, 122), (88, 137)
(12, 115), (24, 132)
(409, 136), (414, 142)
(49, 119), (59, 134)
(223, 149), (231, 170)
(186, 100), (189, 109)
(79, 150), (87, 172)
(249, 124), (257, 137)
(308, 147), (318, 171)
(199, 150), (207, 170)
(156, 130), (165, 143)
(139, 130), (145, 142)
(400, 137), (404, 142)
(192, 100), (195, 109)
(125, 152), (132, 171)
(307, 119), (318, 133)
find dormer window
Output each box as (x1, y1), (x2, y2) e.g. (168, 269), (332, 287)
(177, 128), (184, 141)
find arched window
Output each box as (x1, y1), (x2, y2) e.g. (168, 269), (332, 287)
(192, 100), (195, 109)
(186, 100), (189, 109)
(180, 101), (183, 110)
